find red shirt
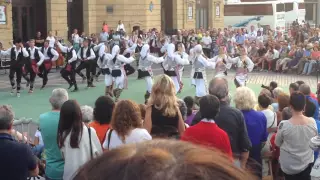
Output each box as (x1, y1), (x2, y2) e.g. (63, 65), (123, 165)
(181, 121), (233, 159)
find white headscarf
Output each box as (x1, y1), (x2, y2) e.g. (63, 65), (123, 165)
(123, 43), (137, 55)
(167, 43), (175, 58)
(111, 45), (120, 59)
(194, 44), (203, 55)
(140, 44), (150, 59)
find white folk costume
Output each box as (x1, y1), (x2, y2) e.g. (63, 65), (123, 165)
(192, 45), (216, 100)
(175, 44), (189, 93)
(98, 49), (114, 96)
(162, 43), (189, 93)
(228, 55), (254, 87)
(40, 46), (59, 89)
(210, 52), (230, 78)
(137, 44), (164, 103)
(189, 47), (196, 86)
(26, 46), (45, 93)
(109, 45), (135, 102)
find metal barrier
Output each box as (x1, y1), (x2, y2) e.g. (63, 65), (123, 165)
(0, 54), (10, 74)
(13, 118), (39, 143)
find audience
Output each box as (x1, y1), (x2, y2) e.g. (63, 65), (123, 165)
(81, 105), (94, 126)
(183, 96), (197, 126)
(300, 84), (319, 120)
(271, 87), (284, 112)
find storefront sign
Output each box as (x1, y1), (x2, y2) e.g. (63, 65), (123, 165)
(0, 6), (6, 24)
(188, 4), (193, 20)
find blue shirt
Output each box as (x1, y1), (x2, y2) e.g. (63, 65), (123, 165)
(307, 95), (319, 120)
(39, 111), (64, 180)
(236, 35), (245, 45)
(241, 110), (268, 146)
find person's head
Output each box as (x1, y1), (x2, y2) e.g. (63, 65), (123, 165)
(299, 84), (311, 96)
(57, 100), (83, 148)
(36, 31), (41, 37)
(81, 105), (93, 125)
(278, 93), (290, 112)
(200, 95), (220, 120)
(139, 104), (146, 120)
(258, 94), (272, 109)
(177, 43), (185, 52)
(177, 99), (187, 121)
(73, 29), (78, 34)
(295, 80), (305, 87)
(48, 30), (53, 36)
(14, 38), (22, 49)
(234, 87), (256, 110)
(290, 92), (306, 112)
(184, 96), (195, 116)
(44, 40), (50, 48)
(304, 98), (316, 118)
(49, 88), (69, 110)
(110, 100), (142, 142)
(118, 20), (122, 24)
(74, 140), (254, 180)
(272, 87), (284, 101)
(148, 74), (178, 117)
(94, 96), (114, 125)
(269, 81), (278, 91)
(28, 39), (35, 47)
(208, 78), (229, 101)
(83, 38), (89, 47)
(289, 83), (299, 94)
(0, 105), (14, 132)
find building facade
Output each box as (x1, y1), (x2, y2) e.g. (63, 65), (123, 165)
(0, 0), (224, 48)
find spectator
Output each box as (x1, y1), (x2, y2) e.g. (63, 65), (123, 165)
(102, 100), (151, 150)
(57, 100), (102, 180)
(39, 88), (68, 180)
(102, 21), (109, 33)
(254, 88), (274, 111)
(183, 96), (197, 126)
(300, 84), (319, 120)
(275, 92), (317, 180)
(289, 82), (299, 94)
(234, 86), (268, 178)
(116, 20), (125, 32)
(144, 75), (185, 137)
(192, 78), (251, 169)
(139, 104), (146, 120)
(0, 105), (39, 179)
(177, 99), (187, 121)
(81, 105), (94, 126)
(271, 87), (284, 112)
(74, 140), (254, 180)
(181, 95), (233, 159)
(33, 128), (44, 158)
(277, 93), (290, 122)
(89, 96), (114, 144)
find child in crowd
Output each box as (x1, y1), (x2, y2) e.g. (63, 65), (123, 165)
(183, 96), (197, 126)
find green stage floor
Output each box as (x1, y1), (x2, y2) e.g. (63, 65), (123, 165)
(0, 77), (293, 123)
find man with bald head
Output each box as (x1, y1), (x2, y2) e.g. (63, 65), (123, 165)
(299, 84), (319, 120)
(192, 77), (251, 168)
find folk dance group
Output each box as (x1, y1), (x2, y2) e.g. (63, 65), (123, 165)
(1, 38), (254, 102)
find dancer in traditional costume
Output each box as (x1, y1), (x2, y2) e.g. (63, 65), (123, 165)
(210, 46), (231, 78)
(75, 38), (96, 88)
(56, 40), (78, 92)
(39, 40), (59, 89)
(0, 38), (29, 97)
(26, 39), (45, 93)
(191, 44), (216, 103)
(122, 43), (137, 76)
(109, 45), (135, 102)
(137, 44), (164, 103)
(97, 45), (114, 97)
(175, 42), (189, 93)
(162, 43), (189, 93)
(228, 47), (254, 87)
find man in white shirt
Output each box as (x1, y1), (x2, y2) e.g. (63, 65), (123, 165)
(248, 25), (257, 41)
(116, 20), (125, 32)
(75, 38), (96, 88)
(201, 31), (212, 58)
(263, 47), (280, 71)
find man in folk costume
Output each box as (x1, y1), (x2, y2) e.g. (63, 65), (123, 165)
(109, 45), (135, 102)
(175, 42), (189, 93)
(0, 38), (29, 97)
(56, 40), (78, 92)
(191, 44), (216, 104)
(39, 40), (59, 89)
(228, 47), (254, 87)
(76, 38), (96, 88)
(135, 38), (143, 66)
(122, 42), (136, 76)
(210, 46), (231, 78)
(137, 44), (165, 104)
(92, 41), (109, 81)
(97, 45), (113, 97)
(162, 43), (189, 93)
(26, 39), (45, 93)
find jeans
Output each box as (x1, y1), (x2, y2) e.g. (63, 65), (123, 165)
(32, 144), (44, 158)
(303, 60), (317, 75)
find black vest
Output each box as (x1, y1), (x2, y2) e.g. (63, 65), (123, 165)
(41, 47), (54, 59)
(80, 47), (92, 60)
(27, 48), (40, 62)
(135, 45), (143, 53)
(66, 48), (74, 62)
(10, 48), (25, 67)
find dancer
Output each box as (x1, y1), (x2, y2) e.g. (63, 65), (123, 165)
(97, 45), (114, 97)
(109, 45), (135, 102)
(191, 44), (216, 103)
(26, 39), (45, 93)
(122, 43), (137, 76)
(175, 42), (189, 93)
(39, 40), (59, 89)
(137, 44), (165, 103)
(75, 38), (96, 88)
(56, 40), (78, 92)
(162, 43), (189, 93)
(0, 38), (29, 97)
(210, 46), (231, 78)
(228, 47), (254, 87)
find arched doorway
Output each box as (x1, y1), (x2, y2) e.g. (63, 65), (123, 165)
(161, 0), (173, 33)
(67, 0), (84, 39)
(196, 0), (209, 29)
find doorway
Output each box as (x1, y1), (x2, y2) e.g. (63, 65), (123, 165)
(67, 0), (84, 39)
(196, 0), (209, 29)
(161, 0), (173, 33)
(12, 0), (47, 41)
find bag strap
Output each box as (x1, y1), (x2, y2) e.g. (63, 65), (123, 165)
(87, 127), (93, 159)
(268, 112), (276, 129)
(107, 129), (113, 150)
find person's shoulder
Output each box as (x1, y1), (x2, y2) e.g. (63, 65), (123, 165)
(132, 128), (152, 139)
(278, 120), (289, 130)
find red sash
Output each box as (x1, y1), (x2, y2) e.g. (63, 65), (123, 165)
(44, 60), (52, 70)
(65, 64), (72, 72)
(31, 60), (39, 74)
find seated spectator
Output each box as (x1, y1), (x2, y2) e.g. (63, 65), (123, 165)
(103, 100), (152, 150)
(58, 100), (102, 180)
(234, 86), (268, 178)
(33, 128), (44, 158)
(89, 96), (114, 144)
(300, 84), (319, 120)
(271, 87), (284, 112)
(275, 92), (317, 180)
(279, 45), (296, 72)
(183, 96), (197, 126)
(302, 46), (320, 75)
(275, 41), (290, 72)
(181, 95), (233, 159)
(74, 140), (254, 180)
(39, 88), (68, 180)
(81, 105), (94, 126)
(0, 105), (39, 179)
(297, 43), (312, 74)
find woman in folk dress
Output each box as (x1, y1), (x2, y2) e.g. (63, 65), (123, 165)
(175, 42), (189, 93)
(210, 46), (232, 78)
(97, 45), (114, 97)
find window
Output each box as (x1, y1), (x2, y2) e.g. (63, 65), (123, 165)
(298, 3), (305, 9)
(225, 4), (273, 16)
(276, 4), (284, 12)
(285, 3), (293, 12)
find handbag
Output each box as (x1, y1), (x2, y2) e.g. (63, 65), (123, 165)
(87, 127), (93, 159)
(107, 129), (113, 150)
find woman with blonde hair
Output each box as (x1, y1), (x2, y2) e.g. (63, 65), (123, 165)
(144, 74), (186, 137)
(102, 100), (151, 150)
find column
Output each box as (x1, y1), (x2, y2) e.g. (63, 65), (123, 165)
(83, 0), (97, 35)
(0, 4), (13, 49)
(46, 0), (68, 40)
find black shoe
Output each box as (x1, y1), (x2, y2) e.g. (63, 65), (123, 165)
(26, 81), (30, 87)
(40, 85), (46, 89)
(71, 88), (79, 92)
(68, 83), (74, 89)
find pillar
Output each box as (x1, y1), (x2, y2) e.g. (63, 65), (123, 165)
(0, 3), (13, 49)
(46, 0), (68, 40)
(83, 0), (97, 35)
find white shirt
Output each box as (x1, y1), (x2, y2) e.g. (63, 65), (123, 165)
(261, 109), (277, 129)
(102, 128), (152, 150)
(116, 23), (125, 32)
(0, 47), (29, 59)
(61, 126), (102, 180)
(72, 33), (80, 44)
(34, 130), (44, 145)
(46, 36), (56, 48)
(201, 36), (212, 48)
(77, 47), (96, 60)
(28, 47), (45, 65)
(42, 47), (59, 61)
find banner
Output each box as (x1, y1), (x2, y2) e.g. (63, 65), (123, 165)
(0, 6), (6, 25)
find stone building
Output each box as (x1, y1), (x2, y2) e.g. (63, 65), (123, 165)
(0, 0), (224, 48)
